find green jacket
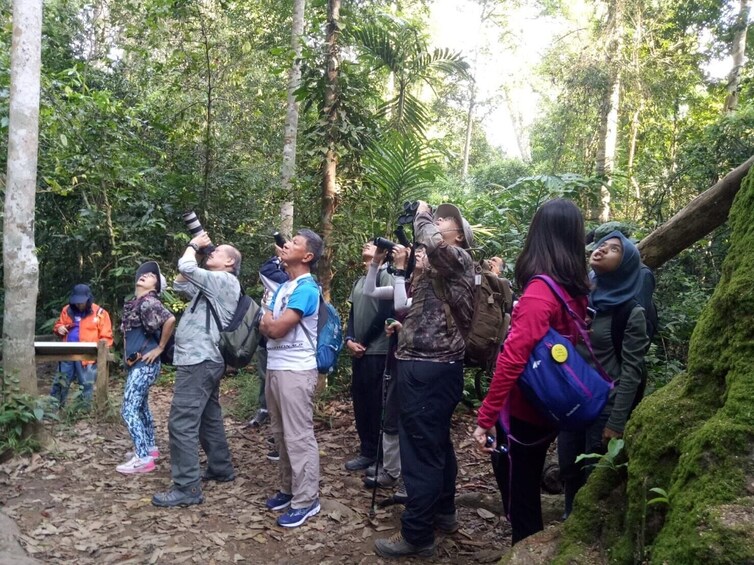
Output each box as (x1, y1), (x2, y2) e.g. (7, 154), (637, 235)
(590, 304), (649, 433)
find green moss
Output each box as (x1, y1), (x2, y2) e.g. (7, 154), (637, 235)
(551, 172), (754, 563)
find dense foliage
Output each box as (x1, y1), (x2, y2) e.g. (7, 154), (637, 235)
(1, 0), (751, 395)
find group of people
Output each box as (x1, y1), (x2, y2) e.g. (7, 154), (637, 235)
(50, 196), (652, 555)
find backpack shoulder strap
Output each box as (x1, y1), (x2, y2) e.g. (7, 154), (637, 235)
(610, 299), (638, 364)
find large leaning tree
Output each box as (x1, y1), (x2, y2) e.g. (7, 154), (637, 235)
(502, 159), (754, 564)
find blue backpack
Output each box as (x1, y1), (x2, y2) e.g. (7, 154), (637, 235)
(300, 293), (344, 374)
(501, 275), (613, 433)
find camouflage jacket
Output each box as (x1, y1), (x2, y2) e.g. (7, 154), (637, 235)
(396, 211), (474, 363)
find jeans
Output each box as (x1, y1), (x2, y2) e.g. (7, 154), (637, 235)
(121, 363), (160, 458)
(168, 361), (234, 490)
(51, 361), (97, 407)
(397, 359), (463, 547)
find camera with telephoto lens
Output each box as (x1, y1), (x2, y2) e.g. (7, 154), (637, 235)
(182, 211), (215, 253)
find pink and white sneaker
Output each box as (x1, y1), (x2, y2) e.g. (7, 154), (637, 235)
(125, 447), (160, 460)
(116, 455), (155, 475)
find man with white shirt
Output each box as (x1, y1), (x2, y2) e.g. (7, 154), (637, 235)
(259, 229), (323, 528)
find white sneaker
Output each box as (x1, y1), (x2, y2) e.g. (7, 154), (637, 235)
(116, 455), (156, 475)
(125, 447), (160, 460)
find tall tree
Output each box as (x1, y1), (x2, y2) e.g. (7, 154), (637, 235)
(319, 0), (341, 301)
(3, 0), (43, 393)
(723, 0), (750, 113)
(280, 0), (306, 238)
(593, 0), (625, 222)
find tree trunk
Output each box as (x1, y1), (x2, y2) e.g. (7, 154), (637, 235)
(200, 16), (213, 213)
(3, 0), (43, 394)
(593, 0), (624, 222)
(461, 80), (475, 179)
(723, 0), (750, 113)
(319, 0), (340, 302)
(546, 167), (754, 564)
(637, 155), (754, 269)
(279, 0), (306, 238)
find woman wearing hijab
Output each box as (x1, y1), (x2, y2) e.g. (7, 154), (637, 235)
(558, 230), (651, 518)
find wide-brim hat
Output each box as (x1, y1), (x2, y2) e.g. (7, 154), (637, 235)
(135, 261), (167, 295)
(70, 283), (92, 304)
(434, 203), (474, 249)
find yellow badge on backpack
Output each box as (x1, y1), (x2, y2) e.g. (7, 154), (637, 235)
(551, 344), (568, 363)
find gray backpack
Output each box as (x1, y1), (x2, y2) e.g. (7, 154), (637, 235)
(202, 291), (262, 369)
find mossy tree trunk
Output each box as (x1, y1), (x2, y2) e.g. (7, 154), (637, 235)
(554, 173), (754, 563)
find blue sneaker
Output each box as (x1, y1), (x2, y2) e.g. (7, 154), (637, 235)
(276, 499), (320, 528)
(265, 491), (293, 511)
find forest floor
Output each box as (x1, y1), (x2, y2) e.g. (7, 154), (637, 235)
(0, 368), (564, 564)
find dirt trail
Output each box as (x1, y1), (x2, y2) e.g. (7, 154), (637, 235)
(0, 378), (534, 564)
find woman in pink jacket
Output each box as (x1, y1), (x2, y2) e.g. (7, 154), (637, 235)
(473, 199), (592, 544)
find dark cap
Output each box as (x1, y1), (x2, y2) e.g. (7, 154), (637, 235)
(434, 203), (474, 249)
(70, 284), (92, 304)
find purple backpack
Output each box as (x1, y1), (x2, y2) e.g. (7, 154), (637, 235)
(500, 275), (613, 434)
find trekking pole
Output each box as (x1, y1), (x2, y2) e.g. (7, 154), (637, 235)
(369, 330), (397, 519)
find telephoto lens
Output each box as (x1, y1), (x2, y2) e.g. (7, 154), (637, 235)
(182, 211), (205, 236)
(182, 211), (215, 253)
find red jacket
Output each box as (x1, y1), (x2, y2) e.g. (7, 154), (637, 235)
(53, 303), (113, 366)
(477, 278), (588, 430)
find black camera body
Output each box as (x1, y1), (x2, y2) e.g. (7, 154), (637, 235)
(273, 232), (287, 248)
(182, 211), (215, 254)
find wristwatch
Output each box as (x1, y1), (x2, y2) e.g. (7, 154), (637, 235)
(188, 242), (200, 252)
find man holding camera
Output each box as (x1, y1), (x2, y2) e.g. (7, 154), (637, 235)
(374, 202), (475, 559)
(260, 229), (323, 528)
(344, 241), (395, 476)
(152, 232), (241, 507)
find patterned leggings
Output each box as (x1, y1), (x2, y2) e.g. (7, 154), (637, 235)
(121, 363), (160, 458)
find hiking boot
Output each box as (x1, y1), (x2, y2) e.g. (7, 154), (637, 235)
(374, 532), (434, 559)
(365, 462), (377, 478)
(243, 408), (269, 429)
(345, 455), (375, 471)
(265, 491), (293, 511)
(151, 485), (204, 507)
(201, 470), (236, 483)
(266, 449), (280, 461)
(363, 469), (398, 489)
(435, 510), (459, 534)
(393, 477), (408, 504)
(277, 499), (320, 528)
(116, 455), (155, 475)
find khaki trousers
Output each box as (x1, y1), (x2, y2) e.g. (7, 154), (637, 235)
(266, 369), (320, 508)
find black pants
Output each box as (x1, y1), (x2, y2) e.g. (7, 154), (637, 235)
(491, 416), (553, 545)
(557, 398), (612, 516)
(398, 359), (464, 547)
(351, 354), (387, 459)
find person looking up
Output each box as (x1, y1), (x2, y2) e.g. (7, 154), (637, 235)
(472, 198), (592, 544)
